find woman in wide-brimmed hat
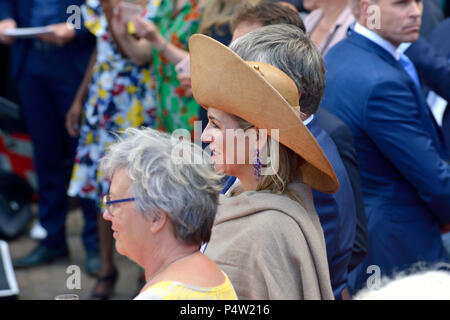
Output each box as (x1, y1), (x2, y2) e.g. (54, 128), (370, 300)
(189, 28), (339, 299)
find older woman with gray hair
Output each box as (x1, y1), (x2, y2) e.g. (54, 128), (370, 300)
(99, 127), (237, 300)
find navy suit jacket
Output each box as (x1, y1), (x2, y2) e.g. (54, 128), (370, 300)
(406, 18), (450, 157)
(0, 0), (94, 79)
(315, 107), (368, 272)
(424, 18), (450, 148)
(307, 116), (356, 299)
(323, 31), (450, 291)
(420, 0), (444, 37)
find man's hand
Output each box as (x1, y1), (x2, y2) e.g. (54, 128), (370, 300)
(0, 18), (17, 45)
(37, 23), (76, 46)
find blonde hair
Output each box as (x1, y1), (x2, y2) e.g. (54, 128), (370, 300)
(198, 0), (261, 35)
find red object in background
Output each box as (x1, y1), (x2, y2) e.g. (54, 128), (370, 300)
(111, 83), (125, 96)
(0, 130), (37, 201)
(441, 224), (450, 234)
(175, 86), (185, 98)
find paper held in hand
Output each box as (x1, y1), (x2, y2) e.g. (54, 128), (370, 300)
(4, 27), (52, 38)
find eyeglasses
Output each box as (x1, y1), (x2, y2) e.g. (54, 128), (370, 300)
(103, 194), (135, 217)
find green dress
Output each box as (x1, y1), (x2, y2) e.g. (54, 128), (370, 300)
(152, 0), (201, 135)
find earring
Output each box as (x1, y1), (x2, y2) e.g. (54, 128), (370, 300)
(253, 148), (262, 181)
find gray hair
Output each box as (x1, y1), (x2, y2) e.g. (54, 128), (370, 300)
(100, 127), (224, 246)
(229, 24), (326, 115)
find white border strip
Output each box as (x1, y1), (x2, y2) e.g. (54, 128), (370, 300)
(0, 240), (19, 297)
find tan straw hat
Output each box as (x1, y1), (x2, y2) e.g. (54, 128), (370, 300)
(189, 34), (339, 194)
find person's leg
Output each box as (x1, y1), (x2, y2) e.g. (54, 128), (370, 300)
(17, 72), (70, 250)
(90, 215), (117, 300)
(80, 198), (99, 253)
(97, 216), (115, 275)
(80, 198), (100, 276)
(442, 106), (450, 150)
(0, 44), (8, 97)
(49, 62), (102, 276)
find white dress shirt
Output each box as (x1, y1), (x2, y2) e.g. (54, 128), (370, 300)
(353, 23), (400, 60)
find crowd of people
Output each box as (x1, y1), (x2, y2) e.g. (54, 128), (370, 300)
(0, 0), (449, 300)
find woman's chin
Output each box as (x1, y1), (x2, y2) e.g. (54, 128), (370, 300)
(115, 241), (125, 256)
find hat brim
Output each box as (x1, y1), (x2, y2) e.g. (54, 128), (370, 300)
(189, 34), (338, 194)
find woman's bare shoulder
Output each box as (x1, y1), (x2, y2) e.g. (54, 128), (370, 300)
(156, 253), (226, 288)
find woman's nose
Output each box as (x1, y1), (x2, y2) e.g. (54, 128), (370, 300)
(201, 130), (213, 143)
(103, 209), (113, 221)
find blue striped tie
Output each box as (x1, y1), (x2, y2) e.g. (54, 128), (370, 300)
(398, 53), (421, 89)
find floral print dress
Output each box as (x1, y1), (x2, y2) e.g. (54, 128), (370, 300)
(68, 0), (158, 201)
(152, 0), (201, 135)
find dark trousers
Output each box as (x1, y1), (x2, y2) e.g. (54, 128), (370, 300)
(17, 46), (98, 252)
(443, 107), (450, 151)
(0, 44), (8, 97)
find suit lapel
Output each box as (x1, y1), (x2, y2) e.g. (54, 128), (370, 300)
(347, 31), (399, 68)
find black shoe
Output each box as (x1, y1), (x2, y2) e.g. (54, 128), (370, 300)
(85, 250), (100, 277)
(89, 269), (118, 300)
(13, 244), (69, 268)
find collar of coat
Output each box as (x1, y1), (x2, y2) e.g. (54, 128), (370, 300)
(215, 182), (319, 228)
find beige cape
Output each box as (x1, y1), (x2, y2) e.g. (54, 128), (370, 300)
(205, 183), (334, 300)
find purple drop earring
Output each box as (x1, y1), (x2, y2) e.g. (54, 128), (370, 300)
(253, 148), (262, 181)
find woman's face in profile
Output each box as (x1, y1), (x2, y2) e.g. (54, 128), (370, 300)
(201, 107), (257, 176)
(103, 167), (149, 262)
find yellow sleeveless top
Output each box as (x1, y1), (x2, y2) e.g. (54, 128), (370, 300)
(134, 273), (238, 300)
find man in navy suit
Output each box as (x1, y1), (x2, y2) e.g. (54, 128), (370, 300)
(305, 110), (357, 300)
(314, 107), (369, 274)
(323, 0), (450, 294)
(229, 19), (358, 299)
(427, 18), (450, 150)
(420, 0), (444, 36)
(0, 0), (98, 272)
(405, 19), (450, 102)
(419, 20), (450, 252)
(406, 18), (450, 146)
